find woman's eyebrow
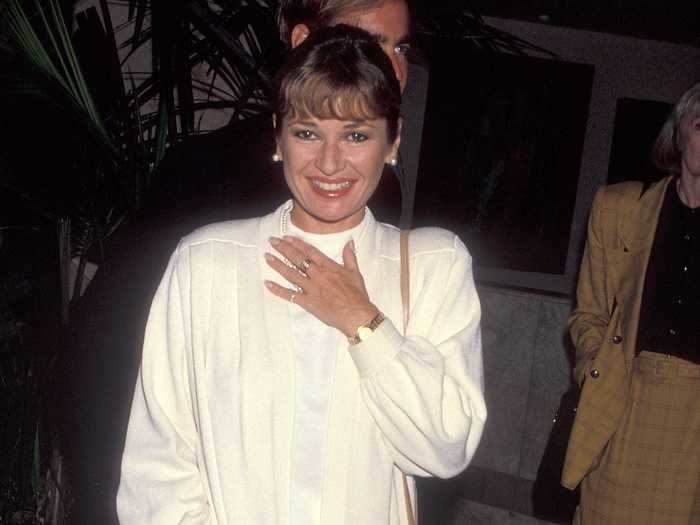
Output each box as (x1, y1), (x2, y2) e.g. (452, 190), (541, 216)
(288, 119), (318, 127)
(343, 121), (377, 129)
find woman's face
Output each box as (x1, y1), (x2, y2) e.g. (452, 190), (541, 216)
(680, 112), (700, 179)
(277, 114), (400, 233)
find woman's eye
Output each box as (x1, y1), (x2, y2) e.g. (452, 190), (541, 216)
(348, 131), (368, 143)
(294, 129), (316, 140)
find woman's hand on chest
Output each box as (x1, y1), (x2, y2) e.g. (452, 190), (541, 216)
(264, 236), (379, 338)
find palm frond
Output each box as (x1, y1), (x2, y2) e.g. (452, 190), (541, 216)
(3, 0), (115, 153)
(416, 6), (557, 57)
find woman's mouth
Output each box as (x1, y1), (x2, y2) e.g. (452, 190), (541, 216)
(310, 178), (353, 197)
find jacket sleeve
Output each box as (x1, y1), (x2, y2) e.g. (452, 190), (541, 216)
(117, 246), (212, 525)
(349, 235), (486, 479)
(569, 188), (614, 386)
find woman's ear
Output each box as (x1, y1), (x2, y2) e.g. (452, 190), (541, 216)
(290, 24), (311, 48)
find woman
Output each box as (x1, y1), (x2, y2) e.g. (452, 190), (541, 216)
(562, 82), (700, 524)
(117, 25), (486, 525)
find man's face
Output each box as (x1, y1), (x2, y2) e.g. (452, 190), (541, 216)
(333, 1), (411, 92)
(290, 1), (411, 92)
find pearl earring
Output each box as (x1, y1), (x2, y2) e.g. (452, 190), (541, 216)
(272, 153), (282, 162)
(388, 158), (398, 167)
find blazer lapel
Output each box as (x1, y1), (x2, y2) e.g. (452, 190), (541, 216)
(618, 177), (671, 251)
(611, 176), (673, 358)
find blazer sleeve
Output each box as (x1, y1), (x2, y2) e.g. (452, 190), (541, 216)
(349, 235), (486, 479)
(117, 245), (212, 525)
(569, 188), (614, 386)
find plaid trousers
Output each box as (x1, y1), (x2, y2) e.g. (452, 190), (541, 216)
(575, 351), (700, 524)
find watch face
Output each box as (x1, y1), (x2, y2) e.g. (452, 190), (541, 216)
(358, 326), (373, 341)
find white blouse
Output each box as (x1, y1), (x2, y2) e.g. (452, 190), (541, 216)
(286, 215), (367, 525)
(117, 202), (487, 525)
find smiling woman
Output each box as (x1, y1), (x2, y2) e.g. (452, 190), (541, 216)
(277, 116), (395, 232)
(117, 24), (486, 525)
(273, 23), (401, 233)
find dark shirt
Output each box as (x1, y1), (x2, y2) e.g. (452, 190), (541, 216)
(637, 180), (700, 361)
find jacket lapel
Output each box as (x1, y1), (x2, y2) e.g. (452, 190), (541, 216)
(611, 176), (673, 360)
(618, 177), (671, 251)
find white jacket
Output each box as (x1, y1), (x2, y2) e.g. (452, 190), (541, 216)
(117, 203), (486, 525)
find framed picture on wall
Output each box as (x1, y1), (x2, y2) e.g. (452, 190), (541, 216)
(412, 45), (593, 281)
(607, 98), (671, 185)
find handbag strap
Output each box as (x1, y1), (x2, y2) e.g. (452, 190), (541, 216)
(399, 229), (417, 525)
(400, 229), (410, 334)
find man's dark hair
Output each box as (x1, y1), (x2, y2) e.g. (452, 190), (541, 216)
(278, 0), (407, 45)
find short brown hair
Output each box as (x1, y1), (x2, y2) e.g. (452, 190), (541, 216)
(273, 24), (401, 143)
(652, 82), (700, 175)
(278, 0), (398, 45)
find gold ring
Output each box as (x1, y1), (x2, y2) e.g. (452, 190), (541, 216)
(299, 257), (311, 273)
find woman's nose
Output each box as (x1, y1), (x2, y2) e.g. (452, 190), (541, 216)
(316, 141), (344, 175)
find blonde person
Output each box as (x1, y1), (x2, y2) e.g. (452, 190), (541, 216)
(117, 25), (486, 525)
(563, 82), (700, 524)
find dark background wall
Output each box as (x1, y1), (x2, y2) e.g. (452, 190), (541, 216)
(469, 17), (700, 295)
(416, 18), (700, 524)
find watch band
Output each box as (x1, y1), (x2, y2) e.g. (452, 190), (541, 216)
(348, 311), (386, 345)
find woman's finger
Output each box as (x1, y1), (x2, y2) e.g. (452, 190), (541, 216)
(342, 240), (359, 272)
(282, 236), (332, 267)
(264, 280), (307, 306)
(265, 253), (309, 288)
(269, 236), (303, 263)
(270, 236), (321, 273)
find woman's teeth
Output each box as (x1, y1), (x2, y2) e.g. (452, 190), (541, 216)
(313, 180), (352, 191)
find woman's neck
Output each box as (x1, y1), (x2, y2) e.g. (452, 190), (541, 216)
(677, 173), (700, 209)
(289, 203), (365, 234)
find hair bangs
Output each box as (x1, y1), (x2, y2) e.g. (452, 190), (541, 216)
(282, 73), (385, 124)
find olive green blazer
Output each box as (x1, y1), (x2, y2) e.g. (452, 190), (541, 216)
(561, 175), (673, 489)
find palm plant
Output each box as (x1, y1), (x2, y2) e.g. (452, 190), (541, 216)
(0, 1), (145, 522)
(103, 0), (284, 150)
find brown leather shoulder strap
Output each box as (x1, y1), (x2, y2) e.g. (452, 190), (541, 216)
(399, 228), (416, 525)
(400, 229), (410, 334)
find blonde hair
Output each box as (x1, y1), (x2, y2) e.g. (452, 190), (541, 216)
(652, 82), (700, 175)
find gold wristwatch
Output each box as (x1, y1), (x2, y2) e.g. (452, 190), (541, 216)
(348, 312), (386, 345)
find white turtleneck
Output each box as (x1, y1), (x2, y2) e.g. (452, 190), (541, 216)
(286, 213), (368, 525)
